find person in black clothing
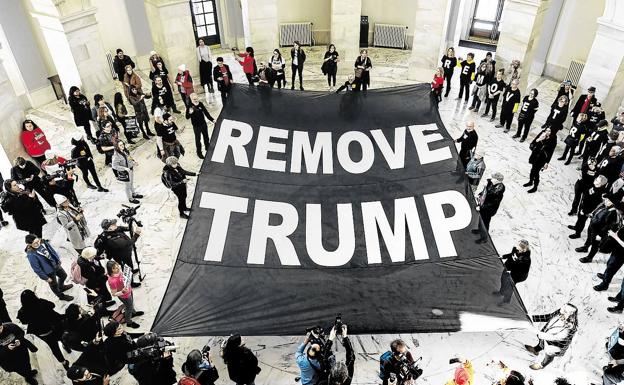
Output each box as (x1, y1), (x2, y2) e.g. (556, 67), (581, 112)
(542, 95), (569, 134)
(455, 121), (478, 168)
(480, 51), (496, 72)
(186, 93), (215, 159)
(571, 86), (598, 121)
(17, 289), (70, 369)
(221, 334), (260, 385)
(568, 157), (599, 216)
(577, 194), (621, 263)
(554, 80), (575, 106)
(113, 48), (135, 83)
(514, 88), (539, 141)
(66, 340), (110, 385)
(597, 145), (623, 185)
(291, 41), (306, 90)
(102, 321), (135, 375)
(482, 69), (506, 121)
(323, 325), (355, 385)
(557, 113), (588, 165)
(151, 76), (179, 114)
(581, 119), (609, 163)
(354, 49), (373, 91)
(62, 304), (102, 352)
(68, 86), (95, 141)
(524, 128), (557, 193)
(1, 179), (46, 237)
(496, 79), (521, 134)
(440, 47), (457, 97)
(473, 172), (505, 243)
(71, 133), (108, 192)
(323, 44), (339, 91)
(180, 346), (219, 385)
(163, 156), (197, 219)
(213, 57), (233, 104)
(96, 218), (142, 287)
(468, 62), (489, 111)
(597, 130), (621, 165)
(97, 122), (117, 167)
(157, 113), (184, 160)
(588, 104), (606, 130)
(379, 339), (419, 385)
(10, 156), (55, 207)
(0, 288), (10, 323)
(594, 227), (624, 291)
(457, 53), (476, 102)
(494, 239), (531, 304)
(568, 174), (607, 238)
(0, 322), (39, 384)
(78, 247), (114, 305)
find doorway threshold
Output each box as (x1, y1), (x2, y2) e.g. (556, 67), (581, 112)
(459, 39), (498, 52)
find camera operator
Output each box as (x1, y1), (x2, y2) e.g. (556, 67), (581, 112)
(445, 358), (474, 385)
(296, 330), (323, 385)
(96, 218), (142, 288)
(66, 334), (110, 385)
(41, 149), (80, 207)
(602, 323), (624, 385)
(323, 324), (355, 385)
(127, 333), (177, 385)
(179, 345), (219, 385)
(379, 339), (422, 385)
(10, 156), (55, 207)
(221, 334), (261, 385)
(102, 320), (135, 375)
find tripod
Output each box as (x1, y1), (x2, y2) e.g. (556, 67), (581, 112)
(126, 216), (146, 282)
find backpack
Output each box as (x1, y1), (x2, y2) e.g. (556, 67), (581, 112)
(161, 172), (172, 189)
(379, 351), (393, 379)
(70, 260), (87, 285)
(94, 232), (108, 257)
(110, 304), (126, 324)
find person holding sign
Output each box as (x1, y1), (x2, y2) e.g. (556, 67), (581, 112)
(106, 260), (142, 328)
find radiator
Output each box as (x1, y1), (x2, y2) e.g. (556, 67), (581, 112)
(564, 60), (585, 87)
(106, 52), (117, 80)
(279, 22), (313, 47)
(373, 23), (407, 49)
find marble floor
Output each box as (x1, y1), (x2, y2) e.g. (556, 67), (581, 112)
(0, 47), (612, 384)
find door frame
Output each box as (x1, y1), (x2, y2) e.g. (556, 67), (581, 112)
(466, 0), (505, 43)
(190, 0), (221, 45)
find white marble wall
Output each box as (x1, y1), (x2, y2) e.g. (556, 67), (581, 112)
(0, 58), (25, 172)
(241, 0), (279, 55)
(58, 7), (114, 96)
(577, 0), (624, 116)
(330, 0), (362, 65)
(407, 0), (450, 82)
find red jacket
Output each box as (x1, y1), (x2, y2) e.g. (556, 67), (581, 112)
(175, 70), (194, 95)
(237, 53), (256, 74)
(431, 75), (444, 92)
(178, 376), (200, 385)
(21, 128), (51, 157)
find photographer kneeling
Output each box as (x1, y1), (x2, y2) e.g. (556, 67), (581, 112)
(379, 339), (423, 385)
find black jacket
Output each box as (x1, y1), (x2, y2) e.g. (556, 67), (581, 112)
(0, 191), (46, 232)
(501, 247), (531, 283)
(71, 342), (109, 385)
(113, 55), (135, 81)
(529, 131), (557, 166)
(63, 312), (100, 351)
(17, 297), (63, 336)
(479, 179), (505, 217)
(77, 256), (107, 291)
(598, 156), (623, 184)
(571, 94), (597, 118)
(213, 64), (233, 91)
(95, 227), (138, 265)
(543, 104), (568, 132)
(0, 322), (32, 372)
(585, 127), (610, 160)
(291, 48), (307, 66)
(456, 130), (478, 159)
(580, 185), (606, 215)
(103, 333), (135, 375)
(589, 204), (620, 236)
(69, 94), (93, 126)
(163, 164), (196, 189)
(186, 101), (214, 127)
(10, 161), (43, 191)
(518, 96), (539, 121)
(441, 55), (457, 75)
(224, 346), (260, 384)
(71, 138), (95, 168)
(577, 163), (598, 191)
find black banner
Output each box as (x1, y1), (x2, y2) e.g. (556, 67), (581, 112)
(152, 84), (529, 336)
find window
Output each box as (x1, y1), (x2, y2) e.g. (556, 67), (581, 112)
(469, 0), (505, 42)
(190, 0), (220, 45)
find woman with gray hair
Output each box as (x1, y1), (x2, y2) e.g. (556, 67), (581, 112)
(112, 140), (143, 204)
(162, 156), (196, 219)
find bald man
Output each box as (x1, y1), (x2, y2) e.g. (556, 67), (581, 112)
(455, 121), (479, 168)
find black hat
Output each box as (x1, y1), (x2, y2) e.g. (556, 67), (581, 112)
(100, 218), (117, 230)
(103, 321), (120, 338)
(588, 86), (596, 92)
(116, 48), (123, 54)
(598, 119), (609, 128)
(67, 365), (87, 380)
(162, 113), (172, 121)
(25, 234), (37, 244)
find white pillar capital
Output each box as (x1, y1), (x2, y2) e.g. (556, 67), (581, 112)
(53, 0), (93, 17)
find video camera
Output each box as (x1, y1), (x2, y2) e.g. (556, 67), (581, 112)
(127, 333), (177, 363)
(393, 356), (423, 384)
(117, 204), (143, 226)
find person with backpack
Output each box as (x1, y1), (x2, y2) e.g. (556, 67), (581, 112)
(77, 247), (114, 306)
(162, 156), (197, 219)
(55, 194), (90, 255)
(25, 234), (74, 301)
(17, 289), (70, 370)
(221, 334), (260, 385)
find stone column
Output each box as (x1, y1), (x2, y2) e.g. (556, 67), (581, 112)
(240, 0), (278, 55)
(495, 0), (550, 92)
(529, 0), (563, 76)
(407, 0), (452, 82)
(55, 0), (114, 95)
(0, 58), (26, 171)
(330, 0), (362, 65)
(577, 0), (624, 116)
(0, 0), (56, 108)
(144, 0), (198, 80)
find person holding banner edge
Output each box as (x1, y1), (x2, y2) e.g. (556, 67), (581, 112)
(473, 172), (506, 244)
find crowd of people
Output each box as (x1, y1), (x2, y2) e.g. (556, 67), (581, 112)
(0, 33), (621, 384)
